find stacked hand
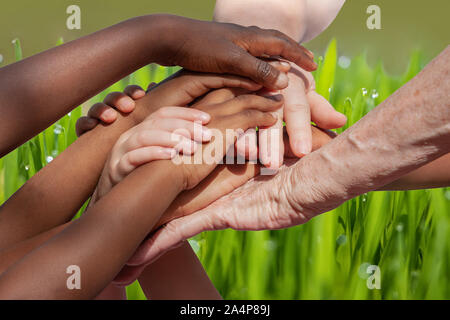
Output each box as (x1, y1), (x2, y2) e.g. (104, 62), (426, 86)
(155, 15), (317, 89)
(77, 78), (337, 285)
(116, 89), (337, 285)
(236, 64), (347, 169)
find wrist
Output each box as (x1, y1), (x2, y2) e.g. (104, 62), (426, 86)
(129, 92), (160, 126)
(138, 14), (192, 67)
(126, 14), (177, 67)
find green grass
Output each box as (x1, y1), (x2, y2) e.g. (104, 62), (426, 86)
(1, 39), (449, 300)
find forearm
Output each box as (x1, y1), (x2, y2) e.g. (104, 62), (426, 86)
(0, 223), (69, 275)
(0, 160), (185, 299)
(290, 47), (450, 214)
(214, 0), (306, 41)
(0, 14), (172, 157)
(138, 242), (221, 300)
(0, 92), (158, 250)
(0, 219), (127, 300)
(0, 70), (257, 250)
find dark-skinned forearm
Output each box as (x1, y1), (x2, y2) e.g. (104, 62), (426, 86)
(0, 223), (69, 276)
(0, 95), (155, 250)
(0, 14), (172, 157)
(0, 160), (185, 299)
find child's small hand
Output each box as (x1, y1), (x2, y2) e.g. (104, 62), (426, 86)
(76, 83), (156, 137)
(92, 106), (211, 202)
(170, 90), (282, 191)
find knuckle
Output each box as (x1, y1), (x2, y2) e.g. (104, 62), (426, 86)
(126, 152), (140, 167)
(117, 132), (129, 145)
(288, 103), (310, 112)
(240, 109), (256, 120)
(255, 60), (273, 81)
(107, 161), (117, 177)
(90, 102), (104, 112)
(235, 94), (255, 105)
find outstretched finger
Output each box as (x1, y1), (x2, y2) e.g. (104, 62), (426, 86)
(252, 28), (316, 72)
(283, 73), (312, 157)
(227, 28), (316, 90)
(151, 106), (210, 124)
(308, 90), (347, 129)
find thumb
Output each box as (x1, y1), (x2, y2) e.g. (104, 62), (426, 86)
(308, 90), (347, 129)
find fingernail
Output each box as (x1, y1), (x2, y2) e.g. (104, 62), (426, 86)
(120, 99), (135, 112)
(103, 109), (116, 120)
(338, 112), (348, 122)
(202, 128), (212, 141)
(274, 72), (288, 89)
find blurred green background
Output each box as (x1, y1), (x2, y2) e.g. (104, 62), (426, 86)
(0, 0), (449, 73)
